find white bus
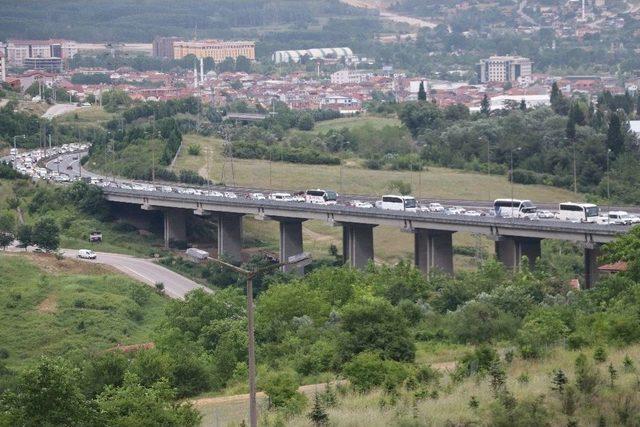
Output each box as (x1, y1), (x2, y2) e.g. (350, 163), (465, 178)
(494, 199), (537, 218)
(305, 189), (338, 205)
(557, 202), (599, 223)
(376, 195), (418, 212)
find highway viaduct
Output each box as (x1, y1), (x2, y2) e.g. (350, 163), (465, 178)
(102, 187), (630, 288)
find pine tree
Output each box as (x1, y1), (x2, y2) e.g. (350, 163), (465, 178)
(606, 113), (625, 156)
(418, 81), (427, 101)
(308, 393), (329, 426)
(608, 363), (617, 388)
(489, 361), (506, 397)
(566, 103), (577, 140)
(551, 369), (568, 394)
(480, 94), (490, 116)
(519, 99), (527, 111)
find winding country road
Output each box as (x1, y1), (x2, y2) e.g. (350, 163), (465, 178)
(340, 0), (438, 29)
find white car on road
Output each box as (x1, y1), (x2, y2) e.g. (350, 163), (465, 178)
(77, 249), (97, 259)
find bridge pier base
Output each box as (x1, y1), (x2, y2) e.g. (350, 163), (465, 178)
(343, 223), (375, 269)
(163, 209), (187, 248)
(218, 214), (243, 263)
(495, 237), (541, 270)
(279, 219), (305, 274)
(584, 245), (602, 289)
(414, 229), (455, 275)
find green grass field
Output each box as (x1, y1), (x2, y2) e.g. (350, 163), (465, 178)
(307, 116), (402, 133)
(55, 106), (116, 127)
(174, 134), (580, 264)
(0, 253), (168, 368)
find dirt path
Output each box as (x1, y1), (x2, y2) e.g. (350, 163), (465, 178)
(340, 0), (438, 28)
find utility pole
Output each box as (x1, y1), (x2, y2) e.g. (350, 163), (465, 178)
(607, 148), (611, 219)
(573, 138), (577, 194)
(206, 253), (311, 427)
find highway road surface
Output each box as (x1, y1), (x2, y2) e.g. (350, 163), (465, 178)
(42, 103), (82, 119)
(61, 249), (210, 299)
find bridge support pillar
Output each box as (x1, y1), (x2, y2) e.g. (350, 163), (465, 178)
(279, 219), (305, 274)
(343, 223), (375, 269)
(218, 214), (243, 263)
(584, 245), (602, 289)
(495, 237), (541, 270)
(163, 209), (187, 248)
(414, 229), (455, 275)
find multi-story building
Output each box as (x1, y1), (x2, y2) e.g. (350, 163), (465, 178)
(5, 39), (78, 66)
(23, 57), (63, 72)
(173, 40), (255, 61)
(330, 69), (373, 85)
(0, 53), (6, 82)
(152, 36), (183, 59)
(476, 55), (532, 83)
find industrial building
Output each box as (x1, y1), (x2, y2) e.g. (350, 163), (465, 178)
(5, 39), (78, 66)
(173, 39), (255, 61)
(272, 47), (354, 64)
(476, 55), (533, 84)
(23, 57), (63, 72)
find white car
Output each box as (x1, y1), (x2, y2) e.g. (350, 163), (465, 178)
(428, 203), (445, 212)
(463, 210), (482, 217)
(445, 207), (466, 215)
(224, 191), (238, 199)
(249, 193), (266, 200)
(537, 210), (557, 220)
(207, 191), (224, 197)
(351, 200), (374, 209)
(160, 186), (173, 193)
(77, 249), (97, 259)
(269, 192), (295, 202)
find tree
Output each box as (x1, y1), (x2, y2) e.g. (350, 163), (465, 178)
(489, 361), (506, 397)
(235, 55), (252, 73)
(519, 99), (527, 111)
(259, 369), (301, 408)
(606, 112), (625, 156)
(386, 180), (412, 196)
(550, 82), (569, 115)
(95, 372), (201, 426)
(0, 357), (94, 426)
(31, 217), (60, 251)
(297, 113), (315, 131)
(480, 94), (490, 116)
(417, 81), (427, 101)
(551, 369), (568, 394)
(308, 392), (329, 426)
(0, 232), (12, 250)
(566, 103), (577, 140)
(16, 224), (33, 249)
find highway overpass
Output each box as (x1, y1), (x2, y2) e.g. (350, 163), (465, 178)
(102, 187), (629, 288)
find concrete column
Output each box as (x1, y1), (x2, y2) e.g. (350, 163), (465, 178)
(584, 245), (601, 289)
(495, 237), (541, 270)
(414, 229), (454, 275)
(279, 219), (305, 274)
(218, 214), (243, 263)
(163, 209), (187, 248)
(343, 223), (375, 269)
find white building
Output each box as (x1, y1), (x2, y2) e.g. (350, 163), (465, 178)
(272, 47), (354, 64)
(477, 55), (532, 84)
(330, 69), (373, 84)
(5, 39), (78, 66)
(470, 94), (550, 112)
(320, 95), (361, 114)
(0, 53), (6, 82)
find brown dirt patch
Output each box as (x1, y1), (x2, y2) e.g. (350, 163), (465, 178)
(37, 294), (58, 314)
(6, 252), (117, 276)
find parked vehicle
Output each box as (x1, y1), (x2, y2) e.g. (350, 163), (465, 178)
(305, 189), (338, 205)
(557, 202), (599, 223)
(77, 249), (97, 259)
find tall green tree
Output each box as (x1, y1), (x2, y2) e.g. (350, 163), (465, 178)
(550, 82), (569, 115)
(606, 112), (625, 156)
(480, 94), (490, 116)
(31, 217), (60, 251)
(417, 81), (427, 101)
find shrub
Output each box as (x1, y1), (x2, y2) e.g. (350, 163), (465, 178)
(187, 144), (201, 156)
(342, 352), (410, 393)
(260, 369), (301, 408)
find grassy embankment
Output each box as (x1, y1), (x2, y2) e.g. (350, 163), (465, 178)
(0, 253), (168, 368)
(198, 343), (640, 426)
(173, 118), (581, 266)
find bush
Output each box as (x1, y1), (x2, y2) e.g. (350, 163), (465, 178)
(342, 351), (410, 393)
(187, 144), (201, 156)
(260, 369), (301, 408)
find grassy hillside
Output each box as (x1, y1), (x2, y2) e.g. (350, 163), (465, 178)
(0, 253), (168, 368)
(198, 343), (640, 426)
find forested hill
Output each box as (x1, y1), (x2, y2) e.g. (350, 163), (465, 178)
(0, 0), (371, 43)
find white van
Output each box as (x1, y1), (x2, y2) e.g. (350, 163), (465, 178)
(77, 249), (97, 259)
(376, 195), (418, 212)
(269, 192), (295, 202)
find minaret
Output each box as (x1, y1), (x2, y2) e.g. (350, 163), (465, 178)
(582, 0), (586, 20)
(193, 64), (198, 89)
(200, 57), (204, 86)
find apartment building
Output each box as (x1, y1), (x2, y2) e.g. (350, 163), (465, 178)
(330, 69), (373, 85)
(173, 40), (255, 61)
(5, 39), (78, 66)
(152, 36), (183, 59)
(272, 47), (354, 64)
(477, 55), (532, 83)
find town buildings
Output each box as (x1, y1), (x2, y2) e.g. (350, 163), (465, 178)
(23, 57), (63, 72)
(331, 69), (373, 85)
(0, 52), (6, 82)
(173, 39), (255, 61)
(477, 55), (533, 84)
(5, 39), (78, 66)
